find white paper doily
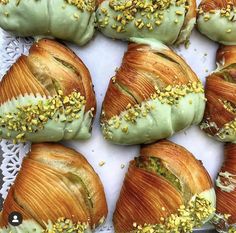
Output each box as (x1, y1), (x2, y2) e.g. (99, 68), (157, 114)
(0, 23), (223, 232)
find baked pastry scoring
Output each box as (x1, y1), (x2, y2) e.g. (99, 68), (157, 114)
(113, 140), (216, 233)
(0, 0), (96, 46)
(197, 0), (236, 45)
(213, 143), (236, 233)
(0, 39), (96, 143)
(201, 45), (236, 143)
(97, 0), (196, 45)
(101, 39), (205, 145)
(0, 143), (108, 233)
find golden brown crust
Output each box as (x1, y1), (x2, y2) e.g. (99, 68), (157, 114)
(0, 39), (96, 112)
(202, 45), (236, 136)
(199, 0), (236, 12)
(113, 140), (213, 233)
(0, 143), (108, 228)
(101, 43), (199, 121)
(216, 143), (236, 226)
(114, 163), (183, 233)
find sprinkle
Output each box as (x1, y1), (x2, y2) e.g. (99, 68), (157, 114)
(99, 161), (106, 167)
(121, 164), (125, 169)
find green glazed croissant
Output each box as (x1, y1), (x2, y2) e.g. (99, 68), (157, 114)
(101, 38), (205, 145)
(0, 39), (96, 143)
(96, 0), (197, 45)
(0, 143), (108, 233)
(114, 140), (216, 233)
(0, 0), (96, 46)
(197, 0), (236, 45)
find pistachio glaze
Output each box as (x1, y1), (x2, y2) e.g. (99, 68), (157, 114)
(97, 0), (194, 45)
(197, 8), (236, 45)
(102, 92), (205, 145)
(0, 0), (96, 46)
(131, 190), (216, 233)
(0, 92), (94, 143)
(0, 218), (92, 233)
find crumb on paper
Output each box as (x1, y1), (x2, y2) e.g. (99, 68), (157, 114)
(121, 164), (125, 169)
(99, 161), (106, 167)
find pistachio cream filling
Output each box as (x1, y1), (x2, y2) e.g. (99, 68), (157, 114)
(131, 194), (215, 233)
(197, 5), (236, 45)
(102, 82), (205, 145)
(96, 0), (192, 44)
(135, 156), (182, 192)
(0, 90), (95, 142)
(1, 218), (92, 233)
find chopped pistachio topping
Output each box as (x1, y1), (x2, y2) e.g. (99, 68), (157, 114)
(102, 82), (204, 135)
(216, 171), (236, 193)
(44, 217), (88, 233)
(98, 0), (188, 31)
(135, 156), (182, 191)
(198, 5), (236, 22)
(220, 99), (236, 114)
(0, 90), (88, 142)
(65, 0), (95, 12)
(132, 195), (215, 233)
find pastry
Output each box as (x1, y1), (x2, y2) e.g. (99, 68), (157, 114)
(101, 38), (205, 145)
(0, 39), (96, 143)
(96, 0), (196, 45)
(201, 45), (236, 143)
(113, 140), (215, 233)
(113, 140), (216, 233)
(0, 143), (108, 232)
(0, 0), (96, 46)
(197, 0), (236, 45)
(213, 143), (236, 233)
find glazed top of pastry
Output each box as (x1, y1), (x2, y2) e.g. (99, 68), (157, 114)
(100, 39), (205, 145)
(0, 39), (96, 143)
(197, 0), (236, 45)
(113, 141), (216, 233)
(0, 0), (96, 45)
(97, 0), (196, 45)
(200, 45), (236, 143)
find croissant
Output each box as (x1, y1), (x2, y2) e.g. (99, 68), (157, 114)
(197, 0), (236, 45)
(213, 143), (236, 233)
(96, 0), (196, 45)
(0, 0), (96, 46)
(0, 39), (96, 143)
(200, 45), (236, 142)
(101, 39), (205, 145)
(0, 143), (108, 232)
(113, 140), (216, 233)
